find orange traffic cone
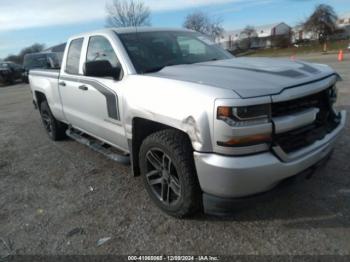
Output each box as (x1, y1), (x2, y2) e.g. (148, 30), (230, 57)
(338, 50), (344, 62)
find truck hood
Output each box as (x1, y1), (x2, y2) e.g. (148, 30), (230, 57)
(148, 58), (335, 98)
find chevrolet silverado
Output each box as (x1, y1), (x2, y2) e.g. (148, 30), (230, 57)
(29, 28), (346, 217)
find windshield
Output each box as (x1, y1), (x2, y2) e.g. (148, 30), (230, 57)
(23, 53), (61, 70)
(118, 31), (233, 74)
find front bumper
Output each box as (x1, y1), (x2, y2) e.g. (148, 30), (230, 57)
(202, 152), (331, 216)
(194, 110), (346, 201)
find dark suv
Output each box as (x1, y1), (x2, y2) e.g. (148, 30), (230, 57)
(0, 62), (24, 85)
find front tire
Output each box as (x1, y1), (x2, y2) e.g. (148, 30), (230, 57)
(40, 101), (66, 141)
(139, 129), (202, 218)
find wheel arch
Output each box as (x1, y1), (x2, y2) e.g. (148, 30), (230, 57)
(130, 117), (194, 177)
(34, 91), (47, 110)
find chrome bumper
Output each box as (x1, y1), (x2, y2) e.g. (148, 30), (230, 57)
(194, 110), (346, 198)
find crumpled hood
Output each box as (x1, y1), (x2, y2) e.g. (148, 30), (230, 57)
(148, 57), (335, 98)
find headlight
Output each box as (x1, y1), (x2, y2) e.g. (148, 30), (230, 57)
(217, 104), (271, 126)
(216, 104), (272, 148)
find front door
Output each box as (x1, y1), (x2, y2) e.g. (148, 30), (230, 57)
(59, 36), (128, 151)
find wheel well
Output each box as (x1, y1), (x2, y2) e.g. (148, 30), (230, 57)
(35, 91), (46, 110)
(130, 118), (192, 176)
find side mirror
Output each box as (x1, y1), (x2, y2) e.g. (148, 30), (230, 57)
(84, 60), (122, 80)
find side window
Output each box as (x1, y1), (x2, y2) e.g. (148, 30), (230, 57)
(66, 38), (83, 75)
(86, 36), (120, 68)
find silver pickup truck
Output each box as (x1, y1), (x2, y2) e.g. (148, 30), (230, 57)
(29, 28), (346, 217)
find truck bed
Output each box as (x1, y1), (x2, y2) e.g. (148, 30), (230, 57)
(30, 68), (60, 79)
(29, 68), (63, 119)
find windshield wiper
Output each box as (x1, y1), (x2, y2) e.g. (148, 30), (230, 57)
(142, 62), (178, 74)
(143, 59), (221, 74)
(143, 66), (166, 74)
(209, 58), (221, 61)
(186, 58), (222, 66)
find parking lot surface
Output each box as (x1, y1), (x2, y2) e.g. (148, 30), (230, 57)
(0, 54), (349, 256)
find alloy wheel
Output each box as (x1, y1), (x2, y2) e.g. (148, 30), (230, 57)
(145, 148), (181, 206)
(41, 112), (53, 136)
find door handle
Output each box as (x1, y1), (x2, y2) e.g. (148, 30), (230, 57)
(78, 85), (89, 91)
(59, 81), (66, 86)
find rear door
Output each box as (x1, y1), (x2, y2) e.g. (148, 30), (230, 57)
(59, 35), (128, 150)
(58, 37), (88, 129)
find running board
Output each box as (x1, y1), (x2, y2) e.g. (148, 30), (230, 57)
(66, 129), (130, 165)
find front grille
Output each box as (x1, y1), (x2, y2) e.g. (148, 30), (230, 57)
(272, 89), (329, 117)
(273, 88), (340, 154)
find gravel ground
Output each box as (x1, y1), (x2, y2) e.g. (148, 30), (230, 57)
(0, 54), (349, 256)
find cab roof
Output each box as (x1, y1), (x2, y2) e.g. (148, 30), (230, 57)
(70, 27), (195, 39)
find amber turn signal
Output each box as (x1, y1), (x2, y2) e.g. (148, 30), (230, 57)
(218, 134), (272, 147)
(217, 106), (232, 119)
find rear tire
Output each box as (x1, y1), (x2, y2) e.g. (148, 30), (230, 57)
(139, 129), (202, 218)
(40, 101), (67, 141)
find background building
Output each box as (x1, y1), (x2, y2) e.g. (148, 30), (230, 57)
(334, 13), (350, 40)
(292, 26), (318, 43)
(292, 13), (350, 43)
(219, 22), (292, 50)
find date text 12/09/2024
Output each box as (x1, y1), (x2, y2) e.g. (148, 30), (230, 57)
(127, 255), (220, 261)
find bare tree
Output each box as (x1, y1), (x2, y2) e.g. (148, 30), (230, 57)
(183, 11), (224, 40)
(303, 4), (338, 43)
(106, 0), (151, 28)
(239, 25), (257, 49)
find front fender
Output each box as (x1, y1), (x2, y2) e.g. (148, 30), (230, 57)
(121, 76), (236, 152)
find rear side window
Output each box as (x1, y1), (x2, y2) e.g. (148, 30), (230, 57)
(66, 38), (83, 74)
